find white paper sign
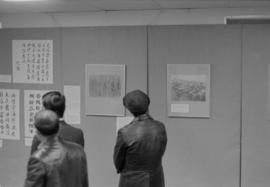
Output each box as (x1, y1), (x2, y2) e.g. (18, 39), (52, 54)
(0, 89), (20, 140)
(24, 90), (49, 138)
(116, 116), (133, 133)
(0, 74), (12, 83)
(64, 85), (81, 125)
(171, 104), (190, 113)
(13, 40), (53, 84)
(25, 137), (33, 147)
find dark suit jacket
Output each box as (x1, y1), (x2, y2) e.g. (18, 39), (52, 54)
(114, 114), (167, 187)
(31, 120), (84, 154)
(24, 137), (88, 187)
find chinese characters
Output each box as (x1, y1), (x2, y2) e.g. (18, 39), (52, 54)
(24, 90), (48, 138)
(0, 89), (20, 140)
(13, 40), (53, 84)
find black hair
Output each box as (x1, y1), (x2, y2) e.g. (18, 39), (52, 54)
(42, 91), (65, 118)
(34, 110), (59, 136)
(123, 90), (150, 117)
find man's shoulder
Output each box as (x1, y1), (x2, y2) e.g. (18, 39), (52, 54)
(149, 120), (167, 134)
(129, 118), (165, 128)
(152, 119), (165, 127)
(62, 139), (86, 157)
(122, 119), (166, 137)
(61, 121), (83, 133)
(31, 146), (52, 162)
(119, 121), (134, 134)
(62, 138), (83, 150)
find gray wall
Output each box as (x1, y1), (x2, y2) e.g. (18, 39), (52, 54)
(0, 26), (148, 187)
(61, 27), (147, 187)
(0, 28), (62, 187)
(148, 25), (242, 187)
(0, 25), (269, 187)
(242, 25), (270, 187)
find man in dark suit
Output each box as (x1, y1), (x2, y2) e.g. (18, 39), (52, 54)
(24, 110), (88, 187)
(31, 91), (84, 154)
(114, 90), (167, 187)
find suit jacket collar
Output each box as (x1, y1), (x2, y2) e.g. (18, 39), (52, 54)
(59, 119), (69, 126)
(132, 113), (153, 122)
(37, 136), (60, 151)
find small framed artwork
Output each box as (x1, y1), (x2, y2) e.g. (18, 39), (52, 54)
(167, 64), (210, 118)
(85, 64), (126, 116)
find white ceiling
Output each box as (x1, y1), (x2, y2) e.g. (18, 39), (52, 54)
(1, 0), (270, 14)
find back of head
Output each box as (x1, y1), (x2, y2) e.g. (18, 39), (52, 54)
(123, 90), (150, 117)
(34, 110), (59, 136)
(42, 91), (65, 118)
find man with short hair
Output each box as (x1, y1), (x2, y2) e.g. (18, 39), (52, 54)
(114, 90), (167, 187)
(31, 91), (84, 154)
(24, 110), (88, 187)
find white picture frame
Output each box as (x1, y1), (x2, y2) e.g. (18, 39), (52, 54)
(85, 64), (126, 116)
(167, 64), (211, 118)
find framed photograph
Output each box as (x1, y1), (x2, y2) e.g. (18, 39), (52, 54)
(85, 64), (126, 116)
(167, 64), (210, 117)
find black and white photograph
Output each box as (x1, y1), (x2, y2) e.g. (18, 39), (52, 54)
(85, 64), (125, 116)
(170, 75), (206, 102)
(0, 1), (269, 187)
(167, 64), (210, 117)
(88, 74), (122, 98)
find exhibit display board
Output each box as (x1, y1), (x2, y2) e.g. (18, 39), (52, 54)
(148, 25), (241, 187)
(241, 25), (270, 187)
(1, 25), (269, 187)
(0, 28), (63, 187)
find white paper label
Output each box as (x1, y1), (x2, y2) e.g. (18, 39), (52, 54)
(171, 104), (189, 113)
(0, 74), (12, 83)
(64, 85), (81, 125)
